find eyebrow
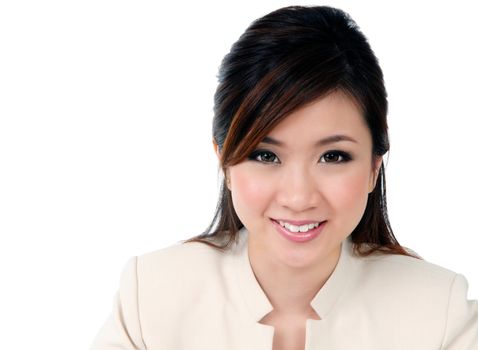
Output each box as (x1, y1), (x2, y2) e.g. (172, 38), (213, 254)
(260, 134), (358, 147)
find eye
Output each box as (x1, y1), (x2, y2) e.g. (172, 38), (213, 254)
(248, 150), (280, 164)
(319, 150), (352, 163)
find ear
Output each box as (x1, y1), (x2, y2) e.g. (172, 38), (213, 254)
(225, 168), (231, 191)
(368, 156), (383, 193)
(212, 139), (220, 160)
(213, 140), (231, 190)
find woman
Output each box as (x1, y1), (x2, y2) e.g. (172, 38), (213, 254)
(90, 6), (477, 349)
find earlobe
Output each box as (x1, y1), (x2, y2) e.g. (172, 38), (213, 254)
(213, 140), (231, 190)
(369, 156), (383, 193)
(225, 169), (231, 191)
(370, 169), (380, 193)
(213, 139), (221, 160)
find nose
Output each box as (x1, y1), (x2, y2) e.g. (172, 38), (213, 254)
(276, 165), (320, 213)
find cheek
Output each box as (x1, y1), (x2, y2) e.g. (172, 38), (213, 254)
(324, 168), (371, 217)
(230, 167), (274, 216)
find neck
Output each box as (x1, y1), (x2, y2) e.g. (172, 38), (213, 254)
(248, 241), (342, 315)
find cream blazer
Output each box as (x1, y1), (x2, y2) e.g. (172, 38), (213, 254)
(90, 228), (478, 349)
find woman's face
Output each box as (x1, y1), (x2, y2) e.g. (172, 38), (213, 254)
(226, 91), (382, 269)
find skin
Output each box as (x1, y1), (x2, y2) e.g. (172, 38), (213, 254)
(214, 91), (382, 318)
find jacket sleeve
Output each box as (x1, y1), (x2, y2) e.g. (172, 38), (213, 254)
(89, 256), (146, 350)
(440, 273), (478, 349)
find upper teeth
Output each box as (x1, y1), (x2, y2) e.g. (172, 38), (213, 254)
(278, 220), (320, 233)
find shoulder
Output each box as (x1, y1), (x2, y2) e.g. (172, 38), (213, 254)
(355, 248), (457, 293)
(139, 240), (226, 265)
(136, 240), (230, 285)
(361, 247), (456, 275)
(130, 240), (241, 328)
(347, 246), (459, 324)
(345, 247), (478, 347)
(133, 242), (234, 300)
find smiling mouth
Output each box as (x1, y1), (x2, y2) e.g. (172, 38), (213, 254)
(270, 218), (325, 234)
(270, 218), (326, 243)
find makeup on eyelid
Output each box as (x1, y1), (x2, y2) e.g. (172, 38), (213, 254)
(247, 149), (353, 164)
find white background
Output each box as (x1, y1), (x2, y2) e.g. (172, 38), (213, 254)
(1, 0), (477, 349)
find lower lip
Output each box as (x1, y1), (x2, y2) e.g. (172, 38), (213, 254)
(271, 219), (326, 243)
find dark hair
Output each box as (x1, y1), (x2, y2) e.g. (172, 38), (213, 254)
(184, 5), (420, 259)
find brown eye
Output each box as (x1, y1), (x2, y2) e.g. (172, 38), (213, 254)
(248, 150), (280, 164)
(324, 153), (341, 162)
(319, 151), (352, 163)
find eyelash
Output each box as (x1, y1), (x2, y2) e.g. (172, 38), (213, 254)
(248, 149), (352, 164)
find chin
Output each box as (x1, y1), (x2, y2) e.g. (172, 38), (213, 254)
(278, 233), (345, 269)
(275, 241), (329, 269)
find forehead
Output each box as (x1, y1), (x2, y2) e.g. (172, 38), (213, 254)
(265, 92), (370, 146)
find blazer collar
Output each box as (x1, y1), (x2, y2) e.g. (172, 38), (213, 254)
(233, 227), (355, 322)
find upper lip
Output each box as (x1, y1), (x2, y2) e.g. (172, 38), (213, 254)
(272, 218), (324, 225)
